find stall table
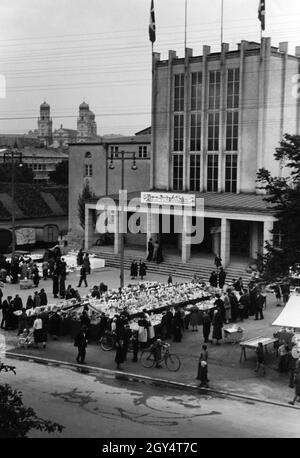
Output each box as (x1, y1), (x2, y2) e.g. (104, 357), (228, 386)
(224, 327), (244, 344)
(239, 336), (278, 363)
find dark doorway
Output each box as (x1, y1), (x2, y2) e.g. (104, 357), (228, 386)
(230, 220), (250, 257)
(191, 218), (216, 254)
(159, 212), (178, 248)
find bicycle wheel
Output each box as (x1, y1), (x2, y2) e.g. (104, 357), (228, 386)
(165, 353), (181, 372)
(140, 350), (156, 368)
(100, 335), (114, 351)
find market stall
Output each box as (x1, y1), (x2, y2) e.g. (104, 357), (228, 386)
(239, 336), (278, 363)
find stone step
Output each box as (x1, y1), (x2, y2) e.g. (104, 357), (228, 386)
(94, 256), (252, 283)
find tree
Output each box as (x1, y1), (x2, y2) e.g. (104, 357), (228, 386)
(0, 163), (34, 183)
(0, 362), (64, 438)
(256, 134), (300, 280)
(78, 183), (94, 230)
(49, 160), (68, 185)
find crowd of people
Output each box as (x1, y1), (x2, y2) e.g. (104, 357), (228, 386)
(1, 246), (298, 398)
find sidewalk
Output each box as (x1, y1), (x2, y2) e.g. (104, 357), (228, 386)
(2, 292), (298, 408)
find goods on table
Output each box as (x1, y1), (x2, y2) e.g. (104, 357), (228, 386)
(16, 282), (214, 326)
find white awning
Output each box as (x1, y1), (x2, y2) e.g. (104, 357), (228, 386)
(272, 295), (300, 328)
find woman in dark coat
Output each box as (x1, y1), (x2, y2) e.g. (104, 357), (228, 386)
(173, 309), (183, 342)
(32, 266), (40, 288)
(189, 305), (200, 332)
(115, 337), (125, 370)
(218, 268), (226, 289)
(130, 261), (137, 280)
(26, 295), (34, 309)
(212, 309), (223, 345)
(139, 261), (147, 281)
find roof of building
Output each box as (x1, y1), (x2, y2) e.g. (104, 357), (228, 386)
(53, 128), (77, 135)
(0, 147), (68, 159)
(87, 191), (275, 215)
(68, 134), (151, 146)
(103, 134), (151, 144)
(135, 127), (151, 136)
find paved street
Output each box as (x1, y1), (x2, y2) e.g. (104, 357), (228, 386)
(1, 358), (300, 438)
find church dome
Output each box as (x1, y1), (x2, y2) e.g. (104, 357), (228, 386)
(79, 101), (89, 110)
(40, 101), (50, 110)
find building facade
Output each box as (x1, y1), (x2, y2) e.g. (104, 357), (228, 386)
(0, 147), (68, 183)
(84, 38), (300, 267)
(67, 134), (151, 249)
(52, 125), (78, 149)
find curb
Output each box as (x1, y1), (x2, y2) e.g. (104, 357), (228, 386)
(5, 351), (300, 411)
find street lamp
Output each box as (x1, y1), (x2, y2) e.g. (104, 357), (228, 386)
(108, 150), (138, 289)
(4, 144), (23, 258)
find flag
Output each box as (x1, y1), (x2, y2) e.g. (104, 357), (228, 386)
(258, 0), (265, 31)
(149, 0), (156, 43)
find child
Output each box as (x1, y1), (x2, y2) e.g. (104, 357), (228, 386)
(254, 342), (265, 375)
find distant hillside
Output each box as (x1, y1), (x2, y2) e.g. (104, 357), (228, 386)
(0, 184), (68, 220)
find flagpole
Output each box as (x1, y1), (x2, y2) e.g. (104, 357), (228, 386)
(184, 0), (187, 53)
(221, 0), (224, 47)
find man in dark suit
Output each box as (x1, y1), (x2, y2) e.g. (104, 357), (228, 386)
(74, 325), (88, 364)
(77, 265), (88, 287)
(255, 292), (265, 320)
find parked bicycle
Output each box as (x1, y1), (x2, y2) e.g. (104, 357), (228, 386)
(140, 343), (181, 372)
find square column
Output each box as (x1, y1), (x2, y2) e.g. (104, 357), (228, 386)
(84, 207), (94, 251)
(182, 215), (191, 264)
(263, 220), (274, 254)
(250, 221), (259, 259)
(220, 218), (230, 268)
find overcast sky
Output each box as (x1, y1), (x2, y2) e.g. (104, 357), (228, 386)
(0, 0), (300, 135)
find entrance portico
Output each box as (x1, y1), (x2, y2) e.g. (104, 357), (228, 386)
(85, 191), (276, 268)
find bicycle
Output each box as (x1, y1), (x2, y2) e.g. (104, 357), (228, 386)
(99, 330), (133, 353)
(140, 343), (181, 372)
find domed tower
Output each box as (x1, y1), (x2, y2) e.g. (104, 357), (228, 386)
(77, 101), (98, 141)
(38, 101), (53, 147)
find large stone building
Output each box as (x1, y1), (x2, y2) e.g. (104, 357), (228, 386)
(84, 38), (300, 267)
